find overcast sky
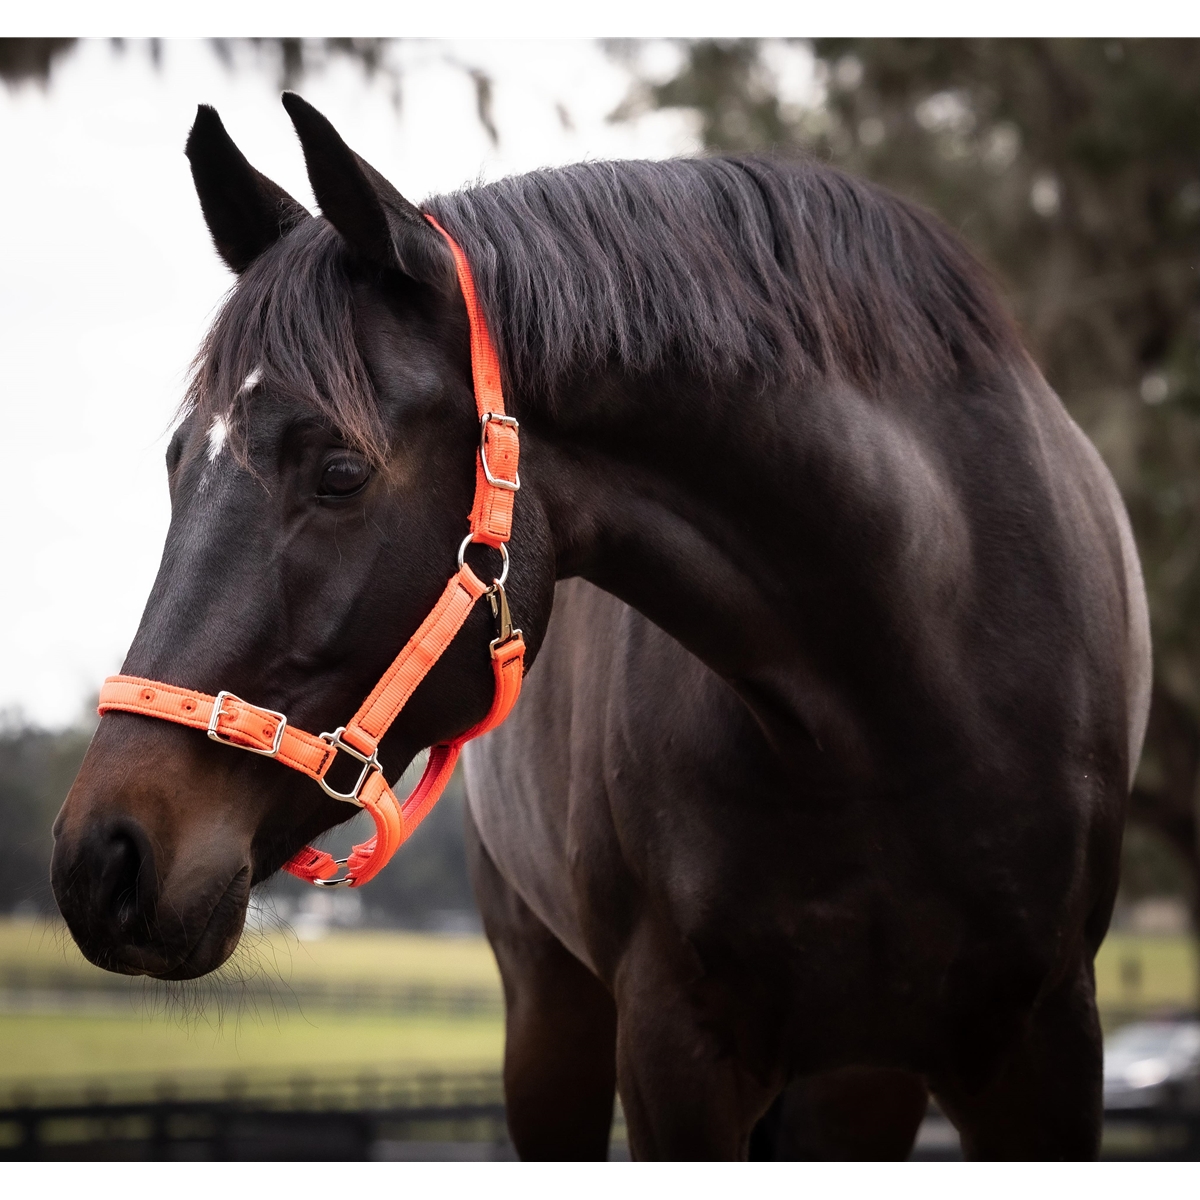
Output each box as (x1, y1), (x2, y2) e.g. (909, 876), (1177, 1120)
(1, 38), (820, 728)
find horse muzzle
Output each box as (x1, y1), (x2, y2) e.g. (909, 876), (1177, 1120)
(50, 718), (256, 979)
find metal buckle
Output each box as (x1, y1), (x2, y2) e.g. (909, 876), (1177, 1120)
(207, 691), (287, 757)
(313, 858), (353, 888)
(317, 727), (381, 806)
(479, 412), (520, 491)
(457, 534), (509, 588)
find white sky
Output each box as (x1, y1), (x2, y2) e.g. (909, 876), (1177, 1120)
(2, 39), (816, 728)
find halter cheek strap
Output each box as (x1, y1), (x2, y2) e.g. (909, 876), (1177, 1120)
(97, 215), (525, 889)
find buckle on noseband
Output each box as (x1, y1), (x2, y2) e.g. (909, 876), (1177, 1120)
(317, 727), (381, 805)
(480, 412), (520, 491)
(207, 691), (287, 757)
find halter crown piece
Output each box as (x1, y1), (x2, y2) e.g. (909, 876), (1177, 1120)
(96, 216), (525, 888)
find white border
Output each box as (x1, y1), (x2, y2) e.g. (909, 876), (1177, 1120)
(4, 1160), (1200, 1195)
(5, 0), (1200, 38)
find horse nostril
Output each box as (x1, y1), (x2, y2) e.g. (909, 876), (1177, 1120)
(52, 814), (162, 971)
(95, 822), (157, 934)
(107, 835), (138, 926)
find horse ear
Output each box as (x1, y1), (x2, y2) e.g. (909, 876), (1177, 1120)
(281, 92), (451, 285)
(185, 105), (309, 274)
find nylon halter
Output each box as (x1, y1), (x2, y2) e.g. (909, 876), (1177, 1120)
(96, 216), (525, 889)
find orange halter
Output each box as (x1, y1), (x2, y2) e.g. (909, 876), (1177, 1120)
(96, 216), (525, 889)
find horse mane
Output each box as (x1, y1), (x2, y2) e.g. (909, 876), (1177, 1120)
(187, 155), (1026, 460)
(426, 156), (1026, 402)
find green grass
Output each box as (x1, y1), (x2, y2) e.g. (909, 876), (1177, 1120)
(0, 918), (1195, 1096)
(6, 918), (1193, 1008)
(0, 1010), (502, 1084)
(0, 917), (502, 992)
(228, 924), (503, 991)
(1094, 932), (1198, 1018)
(0, 918), (504, 1091)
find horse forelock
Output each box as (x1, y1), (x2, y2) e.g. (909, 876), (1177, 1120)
(183, 218), (389, 465)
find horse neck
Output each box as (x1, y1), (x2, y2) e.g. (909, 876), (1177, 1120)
(521, 368), (955, 762)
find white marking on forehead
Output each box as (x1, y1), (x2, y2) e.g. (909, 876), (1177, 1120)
(206, 414), (229, 463)
(239, 365), (263, 395)
(198, 364), (258, 490)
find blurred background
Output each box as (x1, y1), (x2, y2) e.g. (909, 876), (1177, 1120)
(1, 37), (1199, 1159)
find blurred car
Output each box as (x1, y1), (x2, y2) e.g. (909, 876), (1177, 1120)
(1103, 1019), (1200, 1115)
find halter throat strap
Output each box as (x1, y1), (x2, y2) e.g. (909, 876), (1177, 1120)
(97, 216), (524, 889)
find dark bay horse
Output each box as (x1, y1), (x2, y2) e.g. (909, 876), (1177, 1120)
(51, 95), (1151, 1160)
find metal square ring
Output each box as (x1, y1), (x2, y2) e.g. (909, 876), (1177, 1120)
(480, 412), (520, 491)
(317, 727), (381, 806)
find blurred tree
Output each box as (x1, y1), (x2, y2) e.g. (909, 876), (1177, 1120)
(0, 38), (390, 90)
(0, 38), (499, 145)
(620, 38), (1200, 935)
(0, 722), (93, 913)
(0, 39), (76, 85)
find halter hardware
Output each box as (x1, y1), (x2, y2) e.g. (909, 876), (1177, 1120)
(312, 858), (352, 888)
(487, 582), (521, 657)
(458, 534), (509, 587)
(207, 691), (288, 757)
(316, 728), (381, 805)
(480, 412), (521, 491)
(96, 216), (525, 889)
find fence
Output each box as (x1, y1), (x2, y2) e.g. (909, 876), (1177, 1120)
(4, 1066), (1196, 1159)
(0, 1068), (515, 1160)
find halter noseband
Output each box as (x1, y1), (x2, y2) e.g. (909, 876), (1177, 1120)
(96, 216), (525, 889)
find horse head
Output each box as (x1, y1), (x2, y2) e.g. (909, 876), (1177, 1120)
(50, 95), (555, 979)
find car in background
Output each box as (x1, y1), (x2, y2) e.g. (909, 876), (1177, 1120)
(1104, 1019), (1200, 1116)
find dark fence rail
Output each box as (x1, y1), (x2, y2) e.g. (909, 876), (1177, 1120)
(1100, 1112), (1200, 1160)
(0, 1069), (515, 1160)
(910, 1107), (1200, 1161)
(2, 1064), (1194, 1160)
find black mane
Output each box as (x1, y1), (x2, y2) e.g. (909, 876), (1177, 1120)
(427, 156), (1024, 401)
(189, 155), (1026, 456)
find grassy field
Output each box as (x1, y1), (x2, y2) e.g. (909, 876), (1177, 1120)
(5, 917), (1193, 1008)
(1094, 932), (1197, 1017)
(0, 917), (1195, 1094)
(0, 1011), (503, 1083)
(0, 918), (504, 1091)
(0, 917), (502, 992)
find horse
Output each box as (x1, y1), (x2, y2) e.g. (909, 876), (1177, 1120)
(50, 94), (1152, 1160)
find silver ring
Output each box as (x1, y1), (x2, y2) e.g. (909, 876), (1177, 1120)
(457, 534), (509, 587)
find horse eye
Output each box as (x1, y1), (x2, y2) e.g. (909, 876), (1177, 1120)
(317, 452), (371, 497)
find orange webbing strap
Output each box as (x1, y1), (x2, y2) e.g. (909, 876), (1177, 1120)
(471, 418), (520, 547)
(425, 214), (519, 548)
(99, 627), (524, 889)
(97, 677), (334, 780)
(338, 565), (488, 758)
(279, 635), (525, 887)
(279, 766), (407, 887)
(391, 635), (525, 838)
